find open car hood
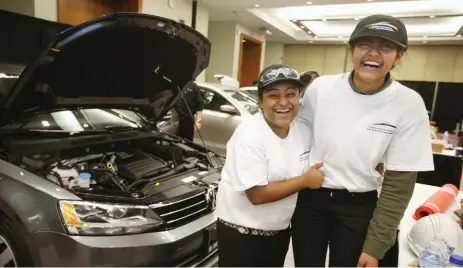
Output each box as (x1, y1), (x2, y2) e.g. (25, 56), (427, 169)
(0, 13), (210, 126)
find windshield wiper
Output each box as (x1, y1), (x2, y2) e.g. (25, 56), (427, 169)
(1, 126), (145, 137)
(103, 126), (147, 132)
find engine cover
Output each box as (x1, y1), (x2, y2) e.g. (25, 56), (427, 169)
(116, 152), (169, 180)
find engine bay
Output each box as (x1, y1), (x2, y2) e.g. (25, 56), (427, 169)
(12, 136), (223, 203)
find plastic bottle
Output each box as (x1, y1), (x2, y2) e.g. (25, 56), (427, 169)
(69, 172), (91, 189)
(443, 131), (450, 147)
(418, 239), (449, 267)
(447, 254), (463, 267)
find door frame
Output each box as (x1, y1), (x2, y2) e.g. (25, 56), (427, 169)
(237, 33), (263, 87)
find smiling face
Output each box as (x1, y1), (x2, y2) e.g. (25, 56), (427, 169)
(259, 82), (300, 136)
(350, 36), (404, 83)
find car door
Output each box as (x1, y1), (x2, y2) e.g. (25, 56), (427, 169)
(194, 87), (242, 156)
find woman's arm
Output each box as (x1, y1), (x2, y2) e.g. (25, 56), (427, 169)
(362, 170), (416, 259)
(362, 113), (433, 261)
(245, 163), (324, 205)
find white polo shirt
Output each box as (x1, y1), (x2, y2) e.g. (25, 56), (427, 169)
(216, 112), (311, 231)
(300, 72), (434, 192)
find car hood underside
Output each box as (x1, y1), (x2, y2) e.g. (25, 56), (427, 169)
(0, 13), (211, 125)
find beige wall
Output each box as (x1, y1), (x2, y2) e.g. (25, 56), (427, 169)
(206, 21), (237, 82)
(284, 44), (463, 83)
(264, 42), (284, 67)
(206, 21), (267, 82)
(0, 0), (35, 17)
(34, 0), (57, 21)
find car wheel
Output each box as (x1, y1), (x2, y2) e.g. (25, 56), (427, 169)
(0, 215), (33, 267)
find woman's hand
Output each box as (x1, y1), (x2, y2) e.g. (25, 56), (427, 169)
(303, 162), (324, 189)
(357, 252), (378, 267)
(194, 121), (201, 132)
(375, 163), (385, 176)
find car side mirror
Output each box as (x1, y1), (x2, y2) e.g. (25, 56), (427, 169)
(220, 104), (238, 115)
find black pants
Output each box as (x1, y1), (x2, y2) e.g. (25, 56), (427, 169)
(217, 219), (290, 267)
(291, 188), (398, 267)
(176, 118), (195, 141)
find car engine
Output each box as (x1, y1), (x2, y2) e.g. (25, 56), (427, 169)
(9, 135), (223, 229)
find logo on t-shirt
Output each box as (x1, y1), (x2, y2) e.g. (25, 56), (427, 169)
(367, 122), (397, 134)
(299, 151), (310, 161)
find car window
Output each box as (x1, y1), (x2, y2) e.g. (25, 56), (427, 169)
(224, 90), (259, 115)
(246, 90), (258, 99)
(1, 108), (146, 132)
(200, 87), (239, 115)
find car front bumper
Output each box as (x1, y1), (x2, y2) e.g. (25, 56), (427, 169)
(26, 212), (218, 267)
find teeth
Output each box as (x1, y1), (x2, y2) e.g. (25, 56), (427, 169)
(364, 61), (380, 66)
(276, 109), (290, 113)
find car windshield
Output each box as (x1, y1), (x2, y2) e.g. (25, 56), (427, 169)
(1, 108), (149, 133)
(224, 89), (259, 114)
(243, 89), (258, 99)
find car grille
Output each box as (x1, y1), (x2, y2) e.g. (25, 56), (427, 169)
(150, 190), (211, 230)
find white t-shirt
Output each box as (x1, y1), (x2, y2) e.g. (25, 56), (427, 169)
(216, 112), (311, 231)
(299, 72), (434, 192)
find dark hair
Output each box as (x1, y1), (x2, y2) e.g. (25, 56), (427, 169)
(300, 71), (319, 86)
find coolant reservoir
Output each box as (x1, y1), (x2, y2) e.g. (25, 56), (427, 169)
(50, 167), (79, 188)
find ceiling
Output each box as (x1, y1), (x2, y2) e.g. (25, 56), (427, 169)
(201, 0), (463, 45)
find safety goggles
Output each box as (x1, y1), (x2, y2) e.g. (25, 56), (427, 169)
(259, 67), (300, 84)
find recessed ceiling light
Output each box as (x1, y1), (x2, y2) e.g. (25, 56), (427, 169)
(322, 19), (327, 22)
(423, 36), (428, 38)
(314, 36), (318, 38)
(338, 36), (343, 38)
(354, 18), (360, 21)
(254, 4), (260, 7)
(306, 1), (312, 4)
(457, 35), (462, 37)
(367, 0), (373, 2)
(429, 15), (435, 18)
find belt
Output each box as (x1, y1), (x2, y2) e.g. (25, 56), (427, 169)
(217, 218), (286, 236)
(303, 187), (378, 201)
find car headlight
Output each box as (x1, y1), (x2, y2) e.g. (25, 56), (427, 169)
(58, 200), (164, 235)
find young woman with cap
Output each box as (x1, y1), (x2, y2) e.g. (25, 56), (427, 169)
(215, 64), (324, 267)
(291, 14), (434, 267)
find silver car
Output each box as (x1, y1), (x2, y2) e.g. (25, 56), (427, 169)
(0, 13), (221, 267)
(239, 86), (258, 99)
(193, 83), (260, 155)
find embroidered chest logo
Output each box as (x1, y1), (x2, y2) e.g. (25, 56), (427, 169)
(367, 122), (397, 134)
(299, 151), (310, 161)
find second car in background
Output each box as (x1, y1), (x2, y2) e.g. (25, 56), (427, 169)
(162, 82), (260, 156)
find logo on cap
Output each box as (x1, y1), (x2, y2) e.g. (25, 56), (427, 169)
(365, 22), (398, 32)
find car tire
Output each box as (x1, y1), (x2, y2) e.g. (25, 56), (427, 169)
(0, 215), (33, 267)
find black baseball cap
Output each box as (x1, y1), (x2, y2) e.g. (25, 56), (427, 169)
(257, 64), (306, 90)
(349, 14), (408, 50)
